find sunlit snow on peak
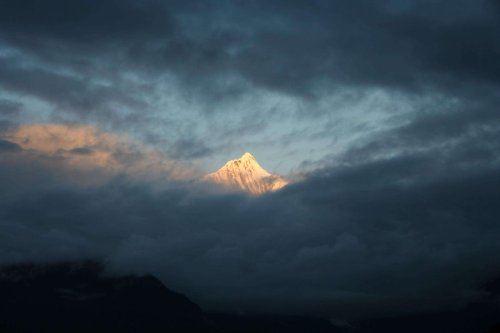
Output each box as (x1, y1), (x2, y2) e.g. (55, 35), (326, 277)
(203, 152), (288, 195)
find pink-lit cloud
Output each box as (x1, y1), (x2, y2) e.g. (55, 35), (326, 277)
(1, 123), (195, 185)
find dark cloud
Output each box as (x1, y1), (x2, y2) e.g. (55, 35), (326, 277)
(1, 0), (499, 105)
(1, 118), (500, 320)
(0, 57), (148, 116)
(69, 147), (94, 155)
(0, 0), (174, 45)
(0, 138), (21, 152)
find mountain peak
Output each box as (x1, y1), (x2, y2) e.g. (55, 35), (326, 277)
(241, 152), (255, 160)
(203, 153), (288, 195)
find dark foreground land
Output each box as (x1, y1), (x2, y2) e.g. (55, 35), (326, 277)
(0, 261), (499, 333)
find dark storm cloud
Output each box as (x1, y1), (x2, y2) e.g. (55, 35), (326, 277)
(0, 57), (147, 115)
(1, 0), (499, 105)
(0, 0), (222, 88)
(1, 119), (500, 320)
(0, 139), (21, 152)
(0, 0), (174, 45)
(167, 0), (500, 96)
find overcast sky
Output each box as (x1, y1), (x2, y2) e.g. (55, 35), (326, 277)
(1, 0), (500, 320)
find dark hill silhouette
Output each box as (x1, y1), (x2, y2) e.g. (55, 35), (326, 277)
(0, 261), (213, 333)
(1, 261), (499, 333)
(207, 313), (337, 333)
(0, 261), (342, 333)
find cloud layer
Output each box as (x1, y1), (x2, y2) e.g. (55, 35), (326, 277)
(1, 122), (500, 320)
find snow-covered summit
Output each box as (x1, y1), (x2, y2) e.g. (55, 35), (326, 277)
(203, 152), (288, 194)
